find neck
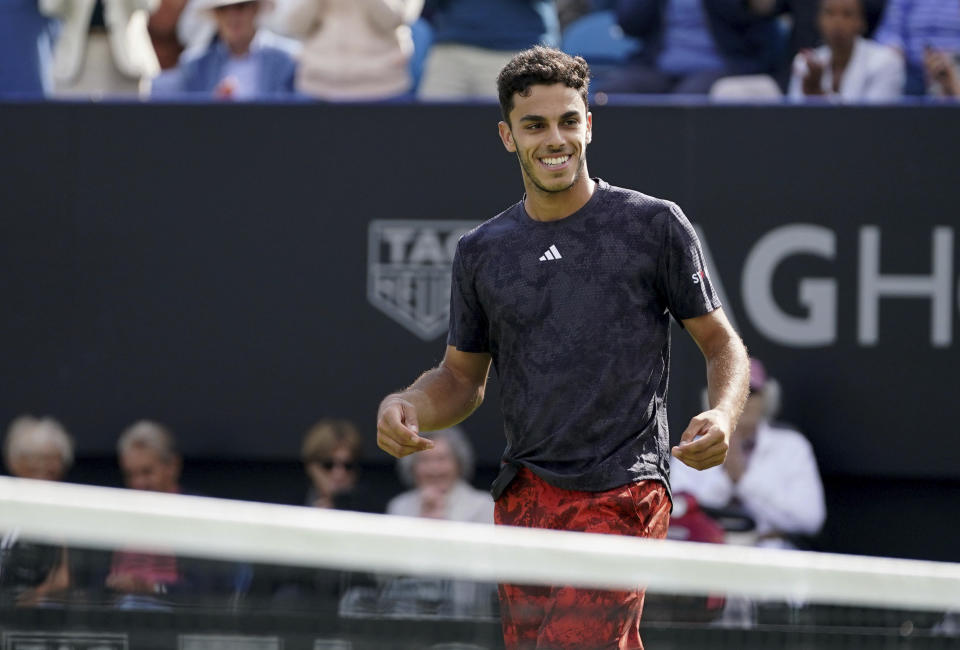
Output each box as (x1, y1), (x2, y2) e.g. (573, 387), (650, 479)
(226, 38), (253, 57)
(831, 40), (855, 67)
(523, 170), (596, 222)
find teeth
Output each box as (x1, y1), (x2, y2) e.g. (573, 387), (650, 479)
(542, 156), (570, 166)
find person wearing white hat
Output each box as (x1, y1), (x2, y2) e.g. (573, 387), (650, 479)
(151, 0), (298, 99)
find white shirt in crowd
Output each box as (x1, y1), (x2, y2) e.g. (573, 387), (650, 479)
(669, 420), (826, 547)
(789, 36), (905, 102)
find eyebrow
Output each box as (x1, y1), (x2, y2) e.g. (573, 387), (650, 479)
(518, 111), (581, 123)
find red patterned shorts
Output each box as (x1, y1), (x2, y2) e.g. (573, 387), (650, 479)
(494, 467), (670, 650)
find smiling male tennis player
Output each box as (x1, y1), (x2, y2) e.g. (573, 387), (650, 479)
(377, 46), (750, 650)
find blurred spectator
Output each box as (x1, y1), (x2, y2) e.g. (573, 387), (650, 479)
(45, 0), (160, 98)
(279, 0), (423, 101)
(873, 0), (960, 94)
(301, 418), (368, 510)
(388, 427), (493, 523)
(0, 1), (59, 97)
(599, 0), (782, 94)
(3, 415), (74, 482)
(150, 0), (297, 100)
(746, 0), (888, 87)
(789, 0), (904, 102)
(176, 0), (293, 57)
(381, 427), (495, 619)
(106, 420), (235, 607)
(0, 416), (73, 606)
(669, 359), (826, 550)
(252, 418), (375, 612)
(148, 0), (190, 69)
(417, 0), (561, 100)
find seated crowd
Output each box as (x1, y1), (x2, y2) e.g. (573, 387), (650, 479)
(0, 358), (826, 626)
(1, 0), (958, 101)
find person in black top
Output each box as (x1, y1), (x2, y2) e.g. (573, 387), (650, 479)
(376, 46), (750, 650)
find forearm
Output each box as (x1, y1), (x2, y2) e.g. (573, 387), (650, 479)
(703, 335), (750, 425)
(384, 363), (485, 431)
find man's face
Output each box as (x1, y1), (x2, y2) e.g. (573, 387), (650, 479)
(498, 83), (592, 195)
(819, 0), (864, 50)
(120, 446), (180, 493)
(214, 1), (260, 54)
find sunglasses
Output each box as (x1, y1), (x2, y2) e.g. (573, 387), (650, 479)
(314, 459), (358, 472)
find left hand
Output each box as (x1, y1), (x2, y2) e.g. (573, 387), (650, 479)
(671, 408), (732, 470)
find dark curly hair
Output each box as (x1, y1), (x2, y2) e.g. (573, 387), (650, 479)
(497, 46), (590, 125)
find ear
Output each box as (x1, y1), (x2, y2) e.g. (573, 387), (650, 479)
(585, 111), (593, 144)
(498, 121), (516, 153)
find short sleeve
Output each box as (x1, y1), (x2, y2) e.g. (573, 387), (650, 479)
(657, 203), (721, 322)
(447, 239), (490, 352)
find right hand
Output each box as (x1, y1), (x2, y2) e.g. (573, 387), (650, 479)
(377, 396), (435, 458)
(214, 77), (237, 100)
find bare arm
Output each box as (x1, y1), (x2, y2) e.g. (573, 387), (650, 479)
(671, 307), (750, 470)
(377, 345), (492, 458)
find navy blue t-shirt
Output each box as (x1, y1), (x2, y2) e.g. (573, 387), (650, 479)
(448, 180), (720, 499)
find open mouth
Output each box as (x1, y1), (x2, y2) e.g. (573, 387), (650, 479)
(539, 154), (571, 170)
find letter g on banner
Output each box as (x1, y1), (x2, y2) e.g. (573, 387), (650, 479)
(742, 224), (837, 347)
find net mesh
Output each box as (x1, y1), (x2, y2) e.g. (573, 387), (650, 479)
(1, 477), (958, 650)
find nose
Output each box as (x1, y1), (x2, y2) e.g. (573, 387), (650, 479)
(544, 123), (565, 148)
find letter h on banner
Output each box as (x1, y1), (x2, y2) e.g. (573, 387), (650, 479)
(858, 227), (954, 348)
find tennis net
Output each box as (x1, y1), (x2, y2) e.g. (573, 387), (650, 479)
(1, 476), (958, 649)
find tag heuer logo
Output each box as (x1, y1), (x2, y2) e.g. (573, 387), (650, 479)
(368, 220), (478, 341)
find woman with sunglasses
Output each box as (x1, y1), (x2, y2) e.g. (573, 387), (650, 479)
(301, 419), (362, 510)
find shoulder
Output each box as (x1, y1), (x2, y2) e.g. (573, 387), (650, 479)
(597, 180), (672, 213)
(456, 202), (524, 253)
(859, 39), (903, 69)
(180, 43), (218, 70)
(759, 422), (816, 454)
(588, 181), (683, 237)
(255, 31), (302, 59)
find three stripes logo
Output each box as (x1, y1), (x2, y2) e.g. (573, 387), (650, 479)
(539, 244), (563, 262)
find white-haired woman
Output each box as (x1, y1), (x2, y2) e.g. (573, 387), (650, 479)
(2, 415), (75, 606)
(387, 426), (492, 523)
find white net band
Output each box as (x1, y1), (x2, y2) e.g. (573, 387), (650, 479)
(2, 476), (958, 612)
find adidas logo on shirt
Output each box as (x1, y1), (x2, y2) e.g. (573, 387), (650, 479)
(539, 245), (563, 262)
